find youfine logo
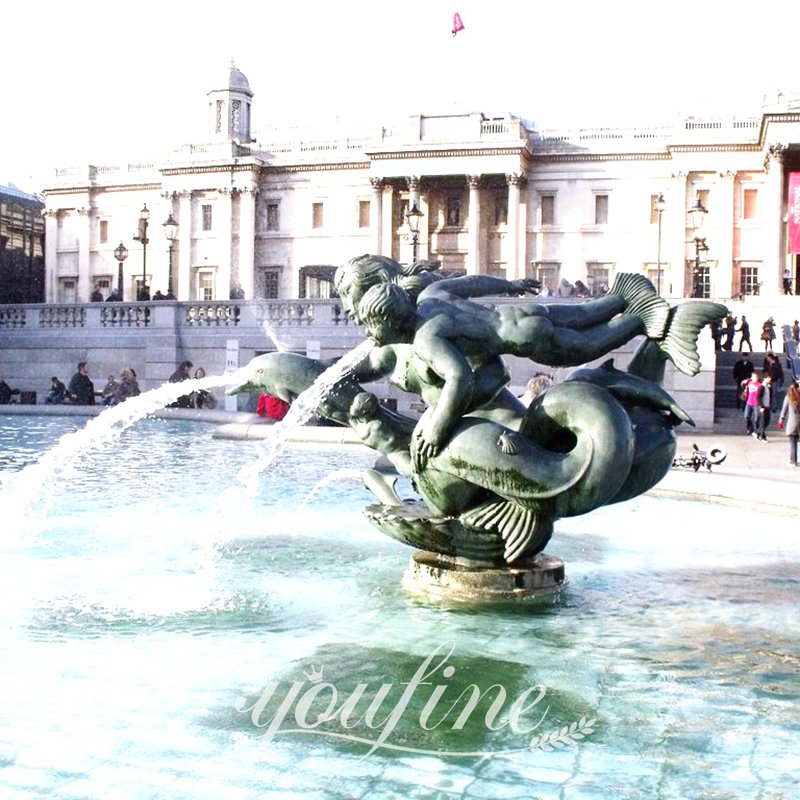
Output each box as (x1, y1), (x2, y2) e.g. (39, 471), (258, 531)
(235, 641), (596, 758)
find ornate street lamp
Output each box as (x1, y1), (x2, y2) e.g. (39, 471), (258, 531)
(654, 193), (666, 295)
(133, 204), (150, 300)
(688, 197), (708, 298)
(113, 242), (128, 300)
(406, 202), (423, 263)
(163, 213), (178, 298)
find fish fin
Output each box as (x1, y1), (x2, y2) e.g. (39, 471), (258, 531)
(460, 500), (553, 563)
(608, 273), (670, 339)
(657, 301), (727, 376)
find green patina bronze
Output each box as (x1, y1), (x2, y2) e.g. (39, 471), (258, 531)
(228, 255), (727, 568)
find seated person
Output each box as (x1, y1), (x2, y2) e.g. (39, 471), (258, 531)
(45, 376), (68, 405)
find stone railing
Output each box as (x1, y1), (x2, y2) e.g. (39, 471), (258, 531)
(0, 299), (360, 334)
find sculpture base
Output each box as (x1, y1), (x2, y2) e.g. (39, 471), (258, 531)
(402, 550), (567, 603)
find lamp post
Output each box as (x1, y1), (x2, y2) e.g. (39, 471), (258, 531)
(688, 197), (708, 298)
(654, 193), (666, 295)
(163, 213), (178, 298)
(113, 242), (128, 300)
(406, 202), (423, 263)
(133, 204), (150, 300)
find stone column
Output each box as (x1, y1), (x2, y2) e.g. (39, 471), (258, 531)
(237, 187), (257, 300)
(467, 175), (481, 275)
(715, 171), (735, 300)
(408, 175), (425, 261)
(381, 184), (394, 257)
(217, 188), (233, 299)
(43, 210), (59, 303)
(506, 173), (526, 280)
(77, 207), (91, 302)
(764, 143), (786, 297)
(370, 178), (384, 254)
(177, 192), (192, 300)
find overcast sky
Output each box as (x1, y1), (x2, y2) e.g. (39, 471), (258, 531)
(2, 0), (798, 192)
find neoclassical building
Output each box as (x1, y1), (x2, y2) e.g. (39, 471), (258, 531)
(41, 65), (800, 304)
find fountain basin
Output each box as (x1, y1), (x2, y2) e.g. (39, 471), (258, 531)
(1, 414), (798, 798)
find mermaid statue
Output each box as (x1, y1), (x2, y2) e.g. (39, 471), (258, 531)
(228, 254), (727, 571)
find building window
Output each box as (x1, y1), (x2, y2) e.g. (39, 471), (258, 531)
(266, 202), (280, 231)
(595, 194), (609, 225)
(231, 100), (241, 135)
(197, 270), (215, 300)
(99, 220), (108, 244)
(312, 202), (324, 229)
(532, 261), (560, 295)
(541, 195), (555, 226)
(358, 200), (371, 228)
(257, 268), (280, 299)
(397, 199), (409, 228)
(742, 188), (758, 220)
(202, 204), (212, 231)
(215, 100), (223, 134)
(739, 262), (761, 296)
(586, 262), (613, 295)
(446, 197), (460, 227)
(494, 196), (508, 226)
(299, 265), (336, 298)
(58, 278), (77, 304)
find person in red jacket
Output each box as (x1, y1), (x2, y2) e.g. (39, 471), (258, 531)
(257, 393), (290, 421)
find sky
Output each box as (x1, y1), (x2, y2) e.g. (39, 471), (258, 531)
(2, 0), (800, 193)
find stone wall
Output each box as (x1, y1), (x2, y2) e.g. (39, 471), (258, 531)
(0, 298), (719, 428)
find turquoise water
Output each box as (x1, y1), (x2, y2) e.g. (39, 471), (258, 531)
(0, 415), (798, 799)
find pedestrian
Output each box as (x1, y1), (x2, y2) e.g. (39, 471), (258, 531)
(67, 361), (95, 405)
(777, 378), (800, 466)
(762, 352), (784, 411)
(743, 370), (762, 437)
(723, 315), (736, 351)
(45, 376), (68, 405)
(737, 315), (752, 353)
(168, 360), (193, 408)
(101, 374), (120, 405)
(792, 320), (800, 344)
(755, 374), (772, 442)
(733, 356), (754, 410)
(783, 268), (793, 295)
(760, 317), (776, 352)
(114, 369), (141, 404)
(189, 367), (217, 409)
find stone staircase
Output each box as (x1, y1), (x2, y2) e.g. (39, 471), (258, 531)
(713, 339), (798, 434)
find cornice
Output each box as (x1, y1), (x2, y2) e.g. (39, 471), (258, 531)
(263, 161), (370, 174)
(368, 146), (529, 161)
(668, 143), (762, 154)
(533, 152), (673, 164)
(161, 163), (262, 177)
(43, 183), (162, 195)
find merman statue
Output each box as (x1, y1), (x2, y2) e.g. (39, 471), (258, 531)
(227, 255), (726, 572)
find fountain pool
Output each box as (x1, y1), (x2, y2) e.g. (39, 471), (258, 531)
(0, 414), (798, 799)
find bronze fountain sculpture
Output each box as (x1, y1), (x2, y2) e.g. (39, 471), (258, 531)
(228, 255), (727, 600)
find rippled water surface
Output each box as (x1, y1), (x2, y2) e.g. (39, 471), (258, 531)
(0, 414), (798, 799)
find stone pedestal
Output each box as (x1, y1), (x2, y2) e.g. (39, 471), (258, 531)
(402, 550), (567, 603)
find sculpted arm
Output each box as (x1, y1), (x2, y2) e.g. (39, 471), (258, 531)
(418, 275), (539, 302)
(411, 325), (475, 470)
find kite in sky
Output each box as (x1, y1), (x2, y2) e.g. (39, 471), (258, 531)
(452, 11), (465, 36)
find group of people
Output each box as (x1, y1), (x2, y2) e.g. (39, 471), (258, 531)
(733, 349), (800, 459)
(168, 361), (217, 409)
(714, 314), (797, 353)
(44, 362), (141, 406)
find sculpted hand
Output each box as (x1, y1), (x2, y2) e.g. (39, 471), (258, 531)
(411, 413), (445, 472)
(509, 278), (541, 295)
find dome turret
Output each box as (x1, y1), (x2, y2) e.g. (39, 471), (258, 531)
(207, 60), (253, 142)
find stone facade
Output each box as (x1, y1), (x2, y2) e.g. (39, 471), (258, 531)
(39, 66), (800, 306)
